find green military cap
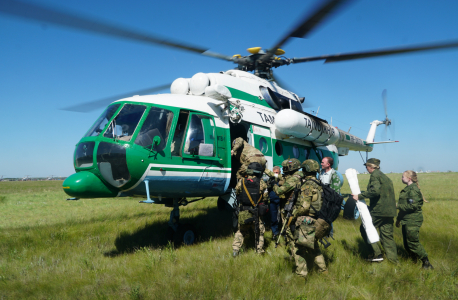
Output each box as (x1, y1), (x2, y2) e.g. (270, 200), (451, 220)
(364, 158), (380, 167)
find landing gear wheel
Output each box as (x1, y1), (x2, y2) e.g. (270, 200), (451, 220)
(174, 224), (197, 246)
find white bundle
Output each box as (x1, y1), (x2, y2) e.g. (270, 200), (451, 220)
(345, 168), (379, 244)
(345, 168), (361, 195)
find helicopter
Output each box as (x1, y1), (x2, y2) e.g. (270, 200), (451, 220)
(2, 0), (458, 245)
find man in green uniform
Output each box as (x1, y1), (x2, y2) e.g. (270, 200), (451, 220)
(232, 162), (268, 256)
(231, 137), (267, 180)
(352, 158), (399, 263)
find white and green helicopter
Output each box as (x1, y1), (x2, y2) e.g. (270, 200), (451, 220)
(3, 0), (458, 244)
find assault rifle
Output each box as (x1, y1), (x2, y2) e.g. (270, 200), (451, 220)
(275, 184), (300, 248)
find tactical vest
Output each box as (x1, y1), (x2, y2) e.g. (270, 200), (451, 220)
(303, 179), (323, 217)
(238, 177), (261, 207)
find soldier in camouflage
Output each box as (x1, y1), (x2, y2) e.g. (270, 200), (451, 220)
(320, 156), (341, 194)
(231, 137), (267, 180)
(352, 158), (399, 264)
(291, 159), (328, 277)
(396, 170), (433, 269)
(232, 163), (268, 256)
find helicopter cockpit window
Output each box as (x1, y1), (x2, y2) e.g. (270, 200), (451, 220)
(135, 107), (174, 151)
(103, 104), (146, 141)
(84, 104), (120, 137)
(183, 114), (215, 157)
(75, 142), (95, 168)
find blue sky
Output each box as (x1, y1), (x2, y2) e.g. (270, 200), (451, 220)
(1, 0), (457, 178)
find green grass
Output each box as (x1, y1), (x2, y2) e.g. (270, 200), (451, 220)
(0, 173), (457, 299)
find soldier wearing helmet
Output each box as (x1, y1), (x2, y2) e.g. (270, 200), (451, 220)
(290, 159), (329, 277)
(270, 159), (304, 264)
(272, 158), (303, 202)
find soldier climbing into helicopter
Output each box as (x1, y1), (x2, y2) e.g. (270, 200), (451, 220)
(231, 137), (266, 180)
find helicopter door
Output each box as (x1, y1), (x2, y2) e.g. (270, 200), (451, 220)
(251, 124), (273, 171)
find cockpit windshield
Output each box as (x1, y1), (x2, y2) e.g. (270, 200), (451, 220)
(103, 104), (146, 141)
(84, 104), (120, 137)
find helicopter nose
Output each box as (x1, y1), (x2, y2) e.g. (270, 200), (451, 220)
(63, 171), (118, 198)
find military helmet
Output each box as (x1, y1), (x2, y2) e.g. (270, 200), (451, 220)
(301, 159), (320, 172)
(281, 158), (301, 173)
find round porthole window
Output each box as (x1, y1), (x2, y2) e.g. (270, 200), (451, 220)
(259, 137), (268, 154)
(275, 141), (283, 156)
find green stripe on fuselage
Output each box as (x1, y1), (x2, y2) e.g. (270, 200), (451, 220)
(225, 87), (271, 109)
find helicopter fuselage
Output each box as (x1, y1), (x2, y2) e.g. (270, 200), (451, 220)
(63, 70), (372, 201)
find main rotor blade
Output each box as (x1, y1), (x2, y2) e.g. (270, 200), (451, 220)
(291, 40), (458, 63)
(263, 0), (352, 61)
(61, 84), (170, 113)
(382, 89), (388, 119)
(0, 0), (232, 60)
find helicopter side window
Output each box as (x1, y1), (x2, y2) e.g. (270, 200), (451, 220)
(135, 107), (174, 151)
(104, 104), (146, 141)
(84, 104), (121, 137)
(183, 114), (215, 157)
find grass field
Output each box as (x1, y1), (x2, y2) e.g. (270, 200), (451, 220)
(1, 173), (457, 299)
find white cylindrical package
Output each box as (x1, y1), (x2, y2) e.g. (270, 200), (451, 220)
(345, 168), (379, 243)
(356, 201), (380, 244)
(345, 168), (361, 195)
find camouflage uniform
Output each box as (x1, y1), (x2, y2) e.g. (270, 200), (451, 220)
(232, 176), (267, 254)
(359, 159), (399, 263)
(231, 137), (266, 179)
(397, 183), (428, 261)
(291, 174), (328, 277)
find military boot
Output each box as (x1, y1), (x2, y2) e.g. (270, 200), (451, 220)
(421, 257), (434, 270)
(232, 250), (239, 258)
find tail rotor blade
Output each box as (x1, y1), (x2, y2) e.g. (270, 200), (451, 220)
(382, 89), (388, 119)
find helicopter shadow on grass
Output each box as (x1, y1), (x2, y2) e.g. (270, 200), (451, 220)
(104, 206), (235, 257)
